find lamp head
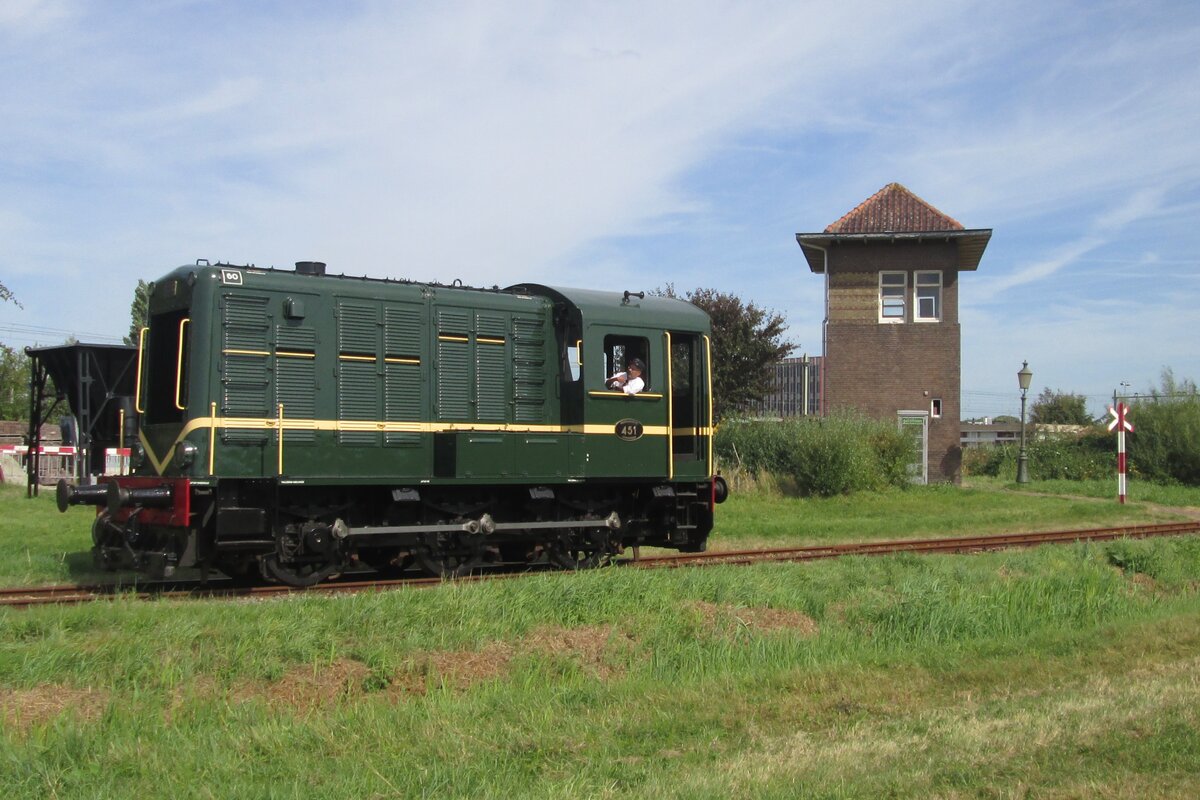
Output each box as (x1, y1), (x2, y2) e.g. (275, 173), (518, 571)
(1017, 360), (1033, 392)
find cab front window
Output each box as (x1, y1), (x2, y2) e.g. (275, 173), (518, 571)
(144, 309), (190, 424)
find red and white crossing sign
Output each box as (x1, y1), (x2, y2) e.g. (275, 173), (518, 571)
(1107, 403), (1134, 504)
(1107, 402), (1134, 433)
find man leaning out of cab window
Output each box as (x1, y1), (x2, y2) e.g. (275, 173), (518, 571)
(606, 358), (645, 395)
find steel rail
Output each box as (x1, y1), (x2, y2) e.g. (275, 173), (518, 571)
(2, 520), (1198, 610)
(628, 520), (1200, 568)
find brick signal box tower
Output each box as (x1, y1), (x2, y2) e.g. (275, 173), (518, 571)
(796, 184), (991, 483)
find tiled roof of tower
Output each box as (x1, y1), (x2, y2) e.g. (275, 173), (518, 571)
(825, 183), (964, 234)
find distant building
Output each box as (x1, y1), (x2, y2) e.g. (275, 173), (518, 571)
(747, 355), (823, 417)
(961, 420), (1021, 448)
(960, 421), (1088, 450)
(797, 183), (992, 484)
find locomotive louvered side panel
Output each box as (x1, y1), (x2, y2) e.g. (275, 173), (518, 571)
(338, 361), (380, 446)
(223, 294), (271, 350)
(512, 314), (547, 423)
(337, 301), (381, 446)
(475, 313), (508, 339)
(221, 294), (271, 443)
(276, 325), (316, 352)
(337, 300), (379, 355)
(276, 356), (316, 443)
(437, 337), (471, 420)
(384, 364), (421, 445)
(436, 307), (471, 420)
(384, 306), (422, 359)
(475, 311), (508, 422)
(384, 304), (423, 446)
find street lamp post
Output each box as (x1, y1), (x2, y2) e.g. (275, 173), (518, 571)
(1017, 360), (1032, 484)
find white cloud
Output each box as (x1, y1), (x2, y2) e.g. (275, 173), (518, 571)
(0, 0), (73, 34)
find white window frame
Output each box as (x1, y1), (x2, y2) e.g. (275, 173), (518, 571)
(879, 271), (906, 323)
(914, 271), (942, 322)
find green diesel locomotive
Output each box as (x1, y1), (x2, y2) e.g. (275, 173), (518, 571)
(59, 261), (727, 585)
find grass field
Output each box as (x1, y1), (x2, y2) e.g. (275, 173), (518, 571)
(1, 477), (1192, 587)
(1, 480), (1199, 797)
(966, 474), (1200, 509)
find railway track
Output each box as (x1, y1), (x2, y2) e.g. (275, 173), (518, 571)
(3, 520), (1198, 610)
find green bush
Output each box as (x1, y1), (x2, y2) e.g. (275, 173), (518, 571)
(963, 390), (1200, 487)
(715, 413), (915, 496)
(1127, 397), (1200, 485)
(962, 429), (1112, 481)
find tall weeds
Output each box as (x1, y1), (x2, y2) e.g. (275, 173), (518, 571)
(715, 413), (915, 496)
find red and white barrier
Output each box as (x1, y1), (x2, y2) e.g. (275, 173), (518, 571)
(0, 445), (78, 455)
(105, 448), (131, 476)
(1107, 403), (1135, 505)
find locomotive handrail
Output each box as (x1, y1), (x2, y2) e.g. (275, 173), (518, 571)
(704, 334), (713, 478)
(665, 331), (673, 480)
(173, 318), (190, 411)
(134, 326), (148, 414)
(586, 390), (663, 399)
(277, 403), (284, 476)
(208, 402), (216, 475)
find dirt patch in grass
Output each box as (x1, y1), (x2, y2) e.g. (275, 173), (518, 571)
(231, 658), (372, 714)
(388, 640), (518, 697)
(690, 600), (820, 637)
(524, 624), (638, 680)
(0, 685), (109, 733)
(390, 624), (638, 697)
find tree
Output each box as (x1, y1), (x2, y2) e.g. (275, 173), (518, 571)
(123, 279), (150, 345)
(1029, 388), (1091, 426)
(0, 279), (19, 309)
(656, 285), (795, 421)
(0, 345), (30, 420)
(1126, 368), (1200, 486)
(1, 282), (27, 419)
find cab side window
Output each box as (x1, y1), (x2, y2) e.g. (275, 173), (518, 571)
(603, 335), (649, 388)
(563, 322), (582, 382)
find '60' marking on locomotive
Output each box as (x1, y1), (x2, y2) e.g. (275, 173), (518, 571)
(221, 269), (243, 285)
(614, 419), (644, 441)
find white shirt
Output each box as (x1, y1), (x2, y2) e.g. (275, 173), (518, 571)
(608, 371), (644, 395)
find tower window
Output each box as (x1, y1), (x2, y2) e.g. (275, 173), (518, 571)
(915, 271), (942, 322)
(879, 272), (906, 322)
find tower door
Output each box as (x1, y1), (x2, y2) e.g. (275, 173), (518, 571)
(898, 411), (929, 485)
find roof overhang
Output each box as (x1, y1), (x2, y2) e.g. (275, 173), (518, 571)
(796, 228), (992, 273)
(506, 284), (711, 331)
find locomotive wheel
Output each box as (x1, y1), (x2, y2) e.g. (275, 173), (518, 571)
(90, 512), (123, 572)
(261, 554), (342, 588)
(546, 531), (612, 570)
(416, 528), (492, 578)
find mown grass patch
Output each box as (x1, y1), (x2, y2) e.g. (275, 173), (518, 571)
(0, 484), (100, 587)
(1, 536), (1199, 798)
(706, 481), (1175, 550)
(966, 474), (1200, 510)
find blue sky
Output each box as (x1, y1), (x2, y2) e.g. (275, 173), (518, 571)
(1, 0), (1197, 419)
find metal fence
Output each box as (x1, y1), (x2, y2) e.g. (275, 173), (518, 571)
(746, 356), (823, 417)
